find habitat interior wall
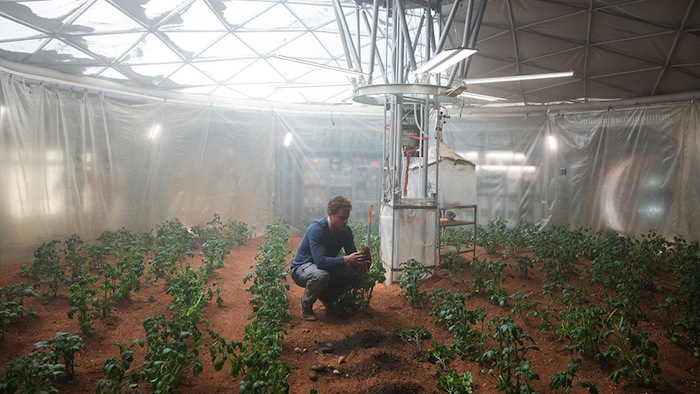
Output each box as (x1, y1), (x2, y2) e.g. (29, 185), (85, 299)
(443, 102), (700, 241)
(1, 68), (699, 267)
(0, 73), (277, 266)
(271, 110), (384, 232)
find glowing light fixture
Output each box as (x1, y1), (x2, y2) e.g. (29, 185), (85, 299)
(463, 71), (574, 85)
(283, 132), (293, 147)
(270, 54), (367, 77)
(459, 92), (506, 102)
(148, 124), (161, 140)
(414, 47), (477, 74)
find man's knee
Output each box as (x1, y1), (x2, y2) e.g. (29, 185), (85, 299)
(336, 264), (358, 282)
(307, 269), (330, 287)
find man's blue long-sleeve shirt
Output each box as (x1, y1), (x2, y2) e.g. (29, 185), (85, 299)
(291, 217), (357, 270)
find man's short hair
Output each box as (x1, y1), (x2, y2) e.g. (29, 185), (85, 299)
(327, 195), (352, 215)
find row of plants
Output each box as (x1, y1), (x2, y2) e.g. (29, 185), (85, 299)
(96, 263), (221, 393)
(212, 221), (293, 393)
(15, 214), (249, 337)
(1, 214), (250, 393)
(91, 216), (250, 393)
(94, 216), (250, 393)
(398, 219), (699, 393)
(451, 219), (699, 358)
(397, 269), (540, 393)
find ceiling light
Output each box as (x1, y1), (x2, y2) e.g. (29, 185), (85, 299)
(463, 71), (574, 84)
(283, 132), (293, 147)
(459, 92), (506, 102)
(414, 47), (478, 74)
(148, 124), (161, 140)
(270, 54), (367, 77)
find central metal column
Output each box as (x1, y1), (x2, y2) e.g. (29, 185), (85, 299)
(347, 0), (485, 282)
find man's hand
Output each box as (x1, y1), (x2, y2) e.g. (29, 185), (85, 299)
(347, 246), (372, 282)
(343, 251), (365, 264)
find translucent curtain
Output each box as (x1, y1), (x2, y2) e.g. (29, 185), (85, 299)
(443, 102), (700, 241)
(271, 110), (384, 232)
(0, 74), (276, 265)
(1, 69), (699, 266)
(442, 116), (547, 226)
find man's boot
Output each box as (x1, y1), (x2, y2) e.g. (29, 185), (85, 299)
(300, 299), (317, 321)
(318, 296), (333, 312)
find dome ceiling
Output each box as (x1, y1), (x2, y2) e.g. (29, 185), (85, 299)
(0, 0), (698, 106)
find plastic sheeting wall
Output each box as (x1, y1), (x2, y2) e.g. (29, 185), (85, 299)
(443, 103), (700, 240)
(1, 70), (699, 267)
(271, 110), (384, 232)
(0, 74), (277, 265)
(0, 72), (386, 266)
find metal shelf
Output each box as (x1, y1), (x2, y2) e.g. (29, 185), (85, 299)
(438, 205), (477, 260)
(439, 218), (475, 227)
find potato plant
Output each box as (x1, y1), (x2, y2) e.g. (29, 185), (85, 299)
(439, 252), (467, 284)
(469, 258), (509, 307)
(0, 332), (84, 393)
(532, 227), (580, 291)
(549, 357), (597, 393)
(1, 283), (37, 318)
(148, 218), (197, 282)
(429, 288), (488, 359)
(63, 234), (88, 283)
(95, 343), (137, 394)
(504, 222), (539, 257)
(0, 284), (37, 341)
(34, 332), (86, 381)
(440, 226), (475, 255)
(661, 235), (700, 356)
(602, 313), (662, 388)
(0, 300), (24, 340)
(0, 283), (37, 338)
(479, 316), (540, 394)
(67, 275), (99, 335)
(427, 340), (456, 372)
(509, 292), (540, 324)
(332, 219), (386, 317)
(196, 214), (251, 277)
(399, 258), (432, 308)
(21, 239), (67, 299)
(437, 369), (474, 393)
(0, 351), (65, 393)
(392, 323), (432, 354)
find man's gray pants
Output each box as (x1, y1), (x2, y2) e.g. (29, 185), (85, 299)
(291, 262), (357, 309)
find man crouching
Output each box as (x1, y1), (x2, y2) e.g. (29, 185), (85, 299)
(290, 195), (366, 321)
